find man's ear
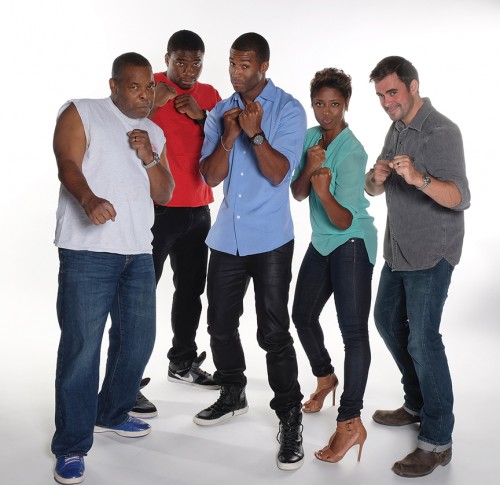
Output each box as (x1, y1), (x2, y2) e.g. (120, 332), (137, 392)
(260, 60), (269, 74)
(410, 79), (419, 94)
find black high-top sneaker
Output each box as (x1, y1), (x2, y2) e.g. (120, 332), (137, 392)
(129, 377), (158, 418)
(168, 351), (220, 389)
(193, 386), (249, 426)
(276, 405), (304, 470)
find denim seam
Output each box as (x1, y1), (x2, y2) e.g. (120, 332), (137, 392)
(421, 269), (444, 444)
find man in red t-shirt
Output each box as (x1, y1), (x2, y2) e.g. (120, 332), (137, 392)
(130, 31), (222, 418)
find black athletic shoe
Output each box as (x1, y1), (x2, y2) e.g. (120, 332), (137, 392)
(276, 406), (304, 470)
(168, 351), (220, 390)
(129, 377), (158, 418)
(193, 386), (249, 426)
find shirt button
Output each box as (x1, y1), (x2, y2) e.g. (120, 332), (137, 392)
(240, 172), (244, 176)
(238, 194), (242, 198)
(236, 215), (240, 219)
(243, 151), (246, 155)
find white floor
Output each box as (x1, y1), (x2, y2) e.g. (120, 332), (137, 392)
(2, 249), (499, 485)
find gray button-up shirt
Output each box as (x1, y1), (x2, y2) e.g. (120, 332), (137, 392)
(378, 98), (470, 271)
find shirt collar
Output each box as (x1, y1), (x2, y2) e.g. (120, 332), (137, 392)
(155, 72), (197, 94)
(395, 97), (433, 133)
(230, 78), (277, 107)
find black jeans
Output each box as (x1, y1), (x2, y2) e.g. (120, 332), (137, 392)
(207, 240), (302, 413)
(152, 205), (211, 364)
(292, 240), (373, 421)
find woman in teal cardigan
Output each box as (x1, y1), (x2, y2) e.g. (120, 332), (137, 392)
(291, 68), (377, 463)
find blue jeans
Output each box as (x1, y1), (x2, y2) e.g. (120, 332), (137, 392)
(51, 249), (156, 457)
(374, 259), (454, 451)
(152, 205), (211, 364)
(207, 241), (303, 414)
(292, 240), (373, 421)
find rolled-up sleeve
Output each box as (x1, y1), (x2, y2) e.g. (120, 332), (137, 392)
(423, 123), (470, 211)
(270, 99), (307, 177)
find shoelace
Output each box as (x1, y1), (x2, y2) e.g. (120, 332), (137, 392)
(192, 367), (212, 377)
(276, 423), (304, 453)
(211, 394), (230, 410)
(205, 391), (238, 414)
(62, 454), (83, 464)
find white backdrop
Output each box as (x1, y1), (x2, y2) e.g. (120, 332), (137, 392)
(2, 0), (497, 366)
(0, 1), (499, 483)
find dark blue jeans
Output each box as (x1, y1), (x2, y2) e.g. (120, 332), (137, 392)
(206, 241), (303, 414)
(152, 205), (211, 364)
(52, 249), (156, 457)
(374, 259), (454, 451)
(292, 240), (373, 421)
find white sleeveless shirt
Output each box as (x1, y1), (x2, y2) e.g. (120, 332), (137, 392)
(54, 97), (166, 255)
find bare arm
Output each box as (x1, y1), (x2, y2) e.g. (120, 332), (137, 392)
(150, 147), (175, 205)
(239, 101), (289, 185)
(54, 103), (117, 224)
(418, 178), (461, 208)
(200, 106), (242, 187)
(311, 168), (353, 230)
(174, 94), (207, 123)
(128, 130), (175, 205)
(390, 155), (461, 208)
(291, 145), (326, 201)
(147, 81), (177, 119)
(252, 141), (290, 185)
(365, 159), (392, 196)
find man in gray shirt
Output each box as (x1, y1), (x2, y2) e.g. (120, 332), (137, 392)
(365, 56), (470, 478)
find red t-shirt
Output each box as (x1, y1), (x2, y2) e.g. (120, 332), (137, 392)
(152, 72), (221, 207)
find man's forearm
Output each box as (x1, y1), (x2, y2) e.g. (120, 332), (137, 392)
(364, 170), (385, 196)
(254, 142), (289, 185)
(200, 140), (231, 187)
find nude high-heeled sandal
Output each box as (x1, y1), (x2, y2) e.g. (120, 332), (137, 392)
(315, 417), (367, 463)
(302, 373), (339, 413)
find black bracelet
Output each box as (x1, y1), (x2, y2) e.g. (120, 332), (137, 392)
(193, 110), (207, 125)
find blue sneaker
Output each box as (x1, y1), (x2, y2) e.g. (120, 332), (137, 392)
(94, 415), (151, 437)
(54, 454), (85, 484)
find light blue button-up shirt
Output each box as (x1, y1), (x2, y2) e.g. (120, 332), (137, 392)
(201, 79), (306, 256)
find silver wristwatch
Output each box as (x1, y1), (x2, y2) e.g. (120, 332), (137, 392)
(416, 174), (431, 191)
(250, 132), (266, 146)
(143, 152), (160, 170)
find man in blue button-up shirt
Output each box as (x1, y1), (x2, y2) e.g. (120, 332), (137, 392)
(193, 33), (307, 471)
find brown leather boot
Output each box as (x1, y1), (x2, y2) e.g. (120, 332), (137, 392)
(392, 447), (452, 477)
(302, 374), (339, 413)
(315, 417), (367, 463)
(372, 406), (420, 426)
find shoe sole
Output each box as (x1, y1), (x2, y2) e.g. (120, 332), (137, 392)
(276, 457), (304, 471)
(193, 405), (249, 426)
(392, 452), (452, 477)
(54, 471), (84, 485)
(93, 425), (151, 437)
(167, 375), (220, 390)
(128, 410), (158, 419)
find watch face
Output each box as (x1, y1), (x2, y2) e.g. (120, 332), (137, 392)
(252, 134), (265, 145)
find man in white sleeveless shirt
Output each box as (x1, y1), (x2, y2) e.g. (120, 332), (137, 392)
(51, 52), (174, 485)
